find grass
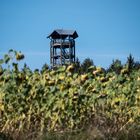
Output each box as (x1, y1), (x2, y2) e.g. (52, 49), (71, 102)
(41, 125), (140, 140)
(1, 124), (140, 140)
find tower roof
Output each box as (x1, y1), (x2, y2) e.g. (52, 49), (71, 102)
(47, 29), (78, 39)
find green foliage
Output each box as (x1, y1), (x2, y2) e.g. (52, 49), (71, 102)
(0, 51), (140, 140)
(81, 58), (94, 73)
(41, 63), (49, 74)
(74, 57), (81, 73)
(108, 59), (123, 74)
(126, 54), (135, 72)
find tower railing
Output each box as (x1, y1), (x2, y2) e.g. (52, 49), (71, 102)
(50, 39), (75, 47)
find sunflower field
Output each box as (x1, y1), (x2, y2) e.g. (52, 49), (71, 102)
(0, 50), (140, 140)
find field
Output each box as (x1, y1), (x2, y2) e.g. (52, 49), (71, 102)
(0, 50), (140, 140)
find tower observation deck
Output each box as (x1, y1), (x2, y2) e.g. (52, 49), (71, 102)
(47, 29), (78, 67)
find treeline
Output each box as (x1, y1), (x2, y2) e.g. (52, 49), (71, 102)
(41, 54), (140, 74)
(1, 50), (140, 75)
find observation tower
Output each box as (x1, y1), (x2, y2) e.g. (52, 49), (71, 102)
(47, 29), (78, 67)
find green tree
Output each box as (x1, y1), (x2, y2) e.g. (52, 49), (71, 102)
(134, 61), (140, 70)
(108, 59), (122, 74)
(81, 58), (94, 73)
(41, 63), (49, 74)
(126, 54), (135, 72)
(74, 57), (81, 73)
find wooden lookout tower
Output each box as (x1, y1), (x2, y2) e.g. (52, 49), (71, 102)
(47, 29), (78, 67)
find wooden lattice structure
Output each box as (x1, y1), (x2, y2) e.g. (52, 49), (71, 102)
(47, 29), (78, 67)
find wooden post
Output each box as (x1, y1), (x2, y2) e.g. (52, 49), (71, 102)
(71, 46), (73, 63)
(74, 40), (75, 62)
(52, 46), (54, 66)
(69, 37), (71, 64)
(50, 46), (52, 66)
(60, 37), (62, 65)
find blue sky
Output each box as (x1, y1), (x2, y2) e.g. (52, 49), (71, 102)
(0, 0), (140, 69)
